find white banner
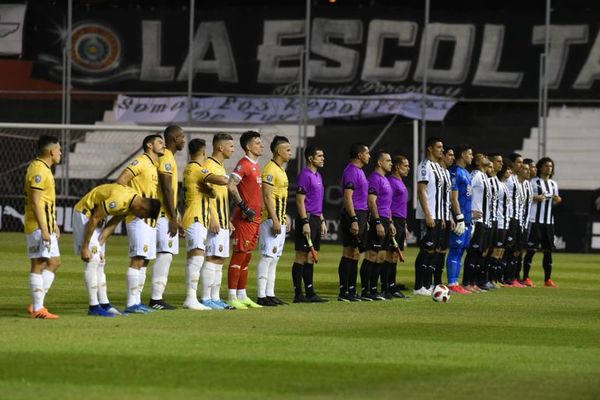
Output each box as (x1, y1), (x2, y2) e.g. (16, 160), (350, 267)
(0, 4), (26, 55)
(114, 94), (456, 124)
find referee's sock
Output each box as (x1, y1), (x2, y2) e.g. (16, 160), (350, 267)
(292, 262), (304, 297)
(369, 261), (381, 294)
(349, 259), (359, 295)
(338, 257), (351, 295)
(360, 259), (372, 295)
(385, 261), (397, 292)
(542, 252), (553, 281)
(303, 263), (315, 297)
(523, 250), (535, 279)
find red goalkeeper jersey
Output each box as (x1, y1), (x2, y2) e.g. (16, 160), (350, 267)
(232, 155), (262, 220)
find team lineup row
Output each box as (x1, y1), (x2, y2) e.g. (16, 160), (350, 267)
(23, 129), (560, 318)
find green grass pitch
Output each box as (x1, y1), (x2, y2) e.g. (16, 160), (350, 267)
(0, 232), (599, 399)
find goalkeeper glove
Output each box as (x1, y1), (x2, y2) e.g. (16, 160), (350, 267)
(238, 201), (256, 221)
(453, 213), (466, 235)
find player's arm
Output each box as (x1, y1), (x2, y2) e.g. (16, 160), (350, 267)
(228, 173), (256, 221)
(262, 182), (280, 235)
(208, 199), (220, 234)
(158, 172), (178, 236)
(296, 191), (310, 237)
(31, 189), (51, 241)
(343, 188), (359, 236)
(553, 184), (562, 205)
(115, 169), (135, 186)
(81, 206), (107, 262)
(417, 181), (435, 228)
(368, 190), (384, 238)
(98, 215), (124, 246)
(451, 190), (465, 235)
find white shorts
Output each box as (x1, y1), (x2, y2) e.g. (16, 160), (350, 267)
(127, 218), (157, 260)
(27, 230), (60, 259)
(184, 222), (208, 252)
(259, 220), (286, 258)
(205, 228), (230, 258)
(72, 210), (105, 261)
(156, 216), (180, 254)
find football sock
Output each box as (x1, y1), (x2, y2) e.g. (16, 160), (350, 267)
(360, 259), (372, 294)
(369, 261), (381, 294)
(434, 252), (445, 286)
(228, 252), (246, 290)
(84, 260), (100, 306)
(447, 247), (464, 285)
(151, 252), (172, 300)
(97, 260), (109, 304)
(126, 267), (140, 307)
(349, 259), (359, 295)
(185, 255), (203, 299)
(42, 269), (55, 294)
(29, 273), (44, 312)
(462, 250), (475, 286)
(200, 261), (215, 301)
(209, 262), (223, 301)
(543, 252), (553, 281)
(303, 263), (315, 296)
(515, 254), (523, 281)
(523, 250), (535, 279)
(239, 252), (252, 290)
(292, 262), (304, 296)
(379, 262), (388, 293)
(266, 256), (279, 297)
(386, 261), (397, 292)
(137, 266), (147, 304)
(338, 257), (350, 295)
(256, 256), (271, 298)
(414, 250), (425, 290)
(422, 252), (434, 289)
(237, 289), (248, 300)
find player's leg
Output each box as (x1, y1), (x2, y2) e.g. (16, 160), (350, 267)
(304, 216), (327, 302)
(266, 226), (287, 305)
(123, 219), (150, 314)
(27, 227), (60, 319)
(542, 224), (557, 287)
(150, 216), (178, 310)
(204, 229), (232, 310)
(235, 222), (261, 308)
(257, 220), (277, 306)
(292, 216), (308, 302)
(337, 211), (354, 300)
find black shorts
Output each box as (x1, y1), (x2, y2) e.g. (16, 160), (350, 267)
(494, 228), (507, 248)
(367, 218), (391, 252)
(520, 226), (530, 249)
(340, 210), (369, 252)
(417, 219), (443, 252)
(527, 223), (555, 251)
(487, 222), (498, 251)
(504, 219), (519, 250)
(438, 221), (452, 251)
(469, 222), (489, 251)
(294, 215), (322, 252)
(392, 217), (407, 251)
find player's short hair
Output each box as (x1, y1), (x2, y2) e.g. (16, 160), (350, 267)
(455, 144), (472, 160)
(536, 156), (555, 178)
(523, 158), (535, 166)
(497, 161), (512, 180)
(146, 199), (161, 220)
(270, 135), (290, 153)
(392, 154), (408, 169)
(349, 142), (368, 159)
(163, 125), (183, 143)
(373, 149), (389, 163)
(213, 132), (234, 147)
(508, 153), (523, 163)
(488, 152), (502, 161)
(188, 138), (206, 156)
(37, 135), (60, 154)
(143, 134), (163, 152)
(473, 153), (488, 170)
(240, 130), (261, 152)
(426, 137), (443, 149)
(443, 145), (455, 155)
(304, 144), (324, 162)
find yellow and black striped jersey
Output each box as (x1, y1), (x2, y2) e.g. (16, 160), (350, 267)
(203, 157), (229, 229)
(75, 183), (138, 219)
(182, 161), (212, 229)
(122, 153), (158, 226)
(157, 148), (178, 218)
(24, 158), (56, 234)
(261, 160), (288, 223)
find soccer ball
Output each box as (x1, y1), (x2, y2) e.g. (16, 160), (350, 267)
(432, 284), (450, 303)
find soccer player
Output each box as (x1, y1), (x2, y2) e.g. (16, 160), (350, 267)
(337, 143), (370, 302)
(256, 136), (292, 306)
(495, 162), (513, 286)
(446, 144), (473, 294)
(73, 183), (161, 317)
(523, 157), (561, 287)
(361, 150), (396, 300)
(435, 145), (455, 287)
(414, 137), (445, 296)
(201, 133), (236, 310)
(24, 135), (62, 319)
(292, 145), (328, 303)
(150, 125), (186, 310)
(463, 154), (492, 292)
(518, 159), (534, 286)
(115, 134), (165, 314)
(385, 155), (410, 298)
(181, 138), (229, 310)
(227, 130), (264, 309)
(480, 153), (503, 290)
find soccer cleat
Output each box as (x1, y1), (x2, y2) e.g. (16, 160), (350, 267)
(306, 294), (328, 303)
(257, 297), (277, 307)
(228, 299), (249, 309)
(138, 303), (155, 313)
(268, 296), (288, 305)
(337, 293), (359, 302)
(213, 299), (235, 310)
(544, 279), (558, 288)
(396, 283), (409, 291)
(88, 305), (115, 317)
(293, 294), (309, 303)
(183, 298), (212, 310)
(31, 308), (59, 319)
(510, 279), (527, 288)
(484, 282), (497, 290)
(201, 299), (224, 310)
(124, 304), (150, 314)
(391, 290), (409, 299)
(359, 291), (373, 301)
(351, 294), (363, 302)
(239, 297), (262, 308)
(368, 292), (386, 301)
(413, 287), (431, 296)
(383, 292), (394, 300)
(523, 278), (536, 287)
(100, 303), (126, 316)
(149, 299), (177, 310)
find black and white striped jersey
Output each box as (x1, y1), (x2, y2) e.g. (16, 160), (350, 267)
(416, 158), (444, 220)
(497, 179), (512, 230)
(439, 164), (452, 221)
(471, 170), (492, 226)
(488, 176), (501, 223)
(529, 177), (559, 224)
(520, 179), (533, 229)
(506, 175), (523, 225)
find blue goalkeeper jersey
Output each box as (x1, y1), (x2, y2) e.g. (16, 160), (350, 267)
(450, 165), (473, 224)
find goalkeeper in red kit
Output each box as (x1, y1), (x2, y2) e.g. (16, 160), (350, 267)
(226, 131), (265, 309)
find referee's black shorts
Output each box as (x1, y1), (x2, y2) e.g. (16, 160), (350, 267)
(392, 217), (407, 251)
(417, 219), (442, 252)
(527, 222), (555, 251)
(294, 214), (322, 252)
(340, 210), (369, 252)
(366, 218), (391, 252)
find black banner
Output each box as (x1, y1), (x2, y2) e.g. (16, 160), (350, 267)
(26, 4), (600, 99)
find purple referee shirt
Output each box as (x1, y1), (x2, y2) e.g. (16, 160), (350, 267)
(368, 171), (392, 219)
(388, 174), (408, 219)
(296, 166), (324, 215)
(341, 162), (368, 211)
